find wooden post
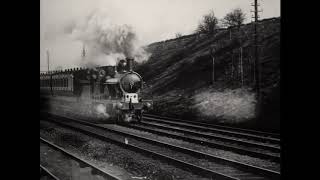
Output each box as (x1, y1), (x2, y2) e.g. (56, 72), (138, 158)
(252, 0), (262, 119)
(47, 49), (53, 96)
(240, 47), (244, 86)
(46, 50), (50, 73)
(253, 0), (260, 97)
(212, 55), (215, 83)
(210, 47), (216, 84)
(231, 51), (234, 80)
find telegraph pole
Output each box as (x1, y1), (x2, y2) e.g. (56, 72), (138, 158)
(252, 0), (262, 118)
(253, 0), (260, 98)
(81, 43), (87, 69)
(46, 49), (50, 73)
(82, 43), (86, 58)
(46, 49), (53, 96)
(210, 46), (216, 84)
(240, 47), (243, 86)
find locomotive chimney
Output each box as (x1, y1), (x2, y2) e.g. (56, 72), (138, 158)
(126, 57), (134, 71)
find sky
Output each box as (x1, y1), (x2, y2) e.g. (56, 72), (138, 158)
(40, 0), (280, 71)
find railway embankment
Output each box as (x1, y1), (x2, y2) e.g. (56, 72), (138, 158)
(136, 17), (280, 132)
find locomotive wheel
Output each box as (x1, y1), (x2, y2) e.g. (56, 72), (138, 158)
(116, 114), (121, 124)
(136, 111), (143, 123)
(116, 114), (125, 124)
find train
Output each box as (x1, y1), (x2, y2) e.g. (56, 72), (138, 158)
(40, 57), (153, 123)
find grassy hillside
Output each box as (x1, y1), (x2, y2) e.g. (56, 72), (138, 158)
(136, 17), (280, 132)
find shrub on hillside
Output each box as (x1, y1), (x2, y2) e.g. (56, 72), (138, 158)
(222, 8), (246, 29)
(196, 10), (220, 35)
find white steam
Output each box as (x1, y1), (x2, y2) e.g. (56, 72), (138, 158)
(95, 104), (110, 119)
(68, 10), (151, 67)
(41, 6), (151, 70)
(193, 88), (256, 123)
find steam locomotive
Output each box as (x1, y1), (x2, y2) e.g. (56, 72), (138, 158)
(40, 58), (153, 123)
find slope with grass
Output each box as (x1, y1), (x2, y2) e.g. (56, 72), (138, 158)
(136, 17), (280, 132)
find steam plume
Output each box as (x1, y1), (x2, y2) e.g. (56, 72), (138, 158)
(68, 10), (151, 67)
(95, 104), (110, 118)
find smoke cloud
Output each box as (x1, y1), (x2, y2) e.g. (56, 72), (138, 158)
(41, 1), (150, 70)
(46, 98), (113, 122)
(41, 0), (279, 71)
(95, 104), (110, 119)
(69, 10), (151, 67)
(193, 88), (256, 123)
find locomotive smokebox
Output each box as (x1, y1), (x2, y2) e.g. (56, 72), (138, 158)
(126, 57), (134, 71)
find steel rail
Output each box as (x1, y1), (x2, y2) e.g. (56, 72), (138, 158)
(122, 123), (280, 162)
(42, 118), (239, 180)
(144, 114), (280, 139)
(139, 119), (280, 153)
(143, 116), (280, 144)
(42, 115), (280, 180)
(40, 137), (122, 180)
(40, 164), (61, 180)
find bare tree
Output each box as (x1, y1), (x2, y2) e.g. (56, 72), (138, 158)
(196, 10), (219, 34)
(222, 8), (246, 29)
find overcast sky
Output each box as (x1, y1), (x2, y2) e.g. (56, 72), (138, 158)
(40, 0), (280, 71)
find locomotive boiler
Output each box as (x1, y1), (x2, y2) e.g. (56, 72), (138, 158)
(40, 58), (153, 123)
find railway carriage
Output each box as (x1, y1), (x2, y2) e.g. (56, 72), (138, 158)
(40, 58), (153, 123)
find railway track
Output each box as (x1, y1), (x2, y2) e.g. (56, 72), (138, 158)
(144, 114), (280, 139)
(41, 113), (280, 180)
(40, 164), (60, 180)
(138, 115), (281, 161)
(127, 119), (280, 152)
(122, 122), (280, 162)
(40, 137), (121, 180)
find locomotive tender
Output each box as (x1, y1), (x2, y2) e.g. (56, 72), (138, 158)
(40, 58), (153, 122)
